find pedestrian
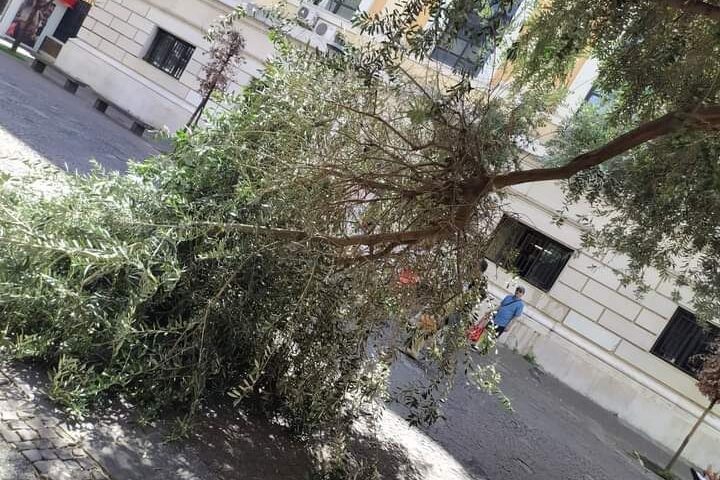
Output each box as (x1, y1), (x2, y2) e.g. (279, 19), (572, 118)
(490, 286), (525, 336)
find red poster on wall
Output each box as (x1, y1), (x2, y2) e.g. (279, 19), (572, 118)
(5, 0), (57, 47)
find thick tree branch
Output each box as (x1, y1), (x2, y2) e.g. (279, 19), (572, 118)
(132, 220), (447, 248)
(492, 105), (720, 189)
(207, 107), (720, 248)
(660, 0), (720, 21)
(143, 106), (720, 251)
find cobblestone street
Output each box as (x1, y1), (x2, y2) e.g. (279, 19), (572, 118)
(389, 349), (690, 480)
(0, 370), (108, 480)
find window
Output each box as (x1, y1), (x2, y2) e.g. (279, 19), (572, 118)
(583, 85), (615, 112)
(144, 29), (195, 79)
(584, 87), (603, 106)
(314, 0), (361, 20)
(486, 216), (573, 291)
(651, 308), (719, 377)
(430, 0), (520, 75)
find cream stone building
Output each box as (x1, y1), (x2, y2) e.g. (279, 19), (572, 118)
(1, 0), (718, 468)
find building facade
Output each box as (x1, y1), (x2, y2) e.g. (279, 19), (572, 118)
(1, 0), (717, 468)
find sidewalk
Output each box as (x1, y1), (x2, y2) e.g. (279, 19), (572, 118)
(0, 368), (107, 480)
(0, 360), (482, 480)
(0, 362), (223, 480)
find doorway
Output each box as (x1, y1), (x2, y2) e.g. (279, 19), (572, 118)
(53, 0), (89, 42)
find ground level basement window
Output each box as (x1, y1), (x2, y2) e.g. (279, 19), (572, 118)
(144, 29), (195, 79)
(485, 215), (573, 291)
(651, 307), (719, 377)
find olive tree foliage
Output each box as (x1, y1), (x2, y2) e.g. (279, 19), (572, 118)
(0, 32), (514, 440)
(515, 0), (720, 320)
(3, 0), (719, 454)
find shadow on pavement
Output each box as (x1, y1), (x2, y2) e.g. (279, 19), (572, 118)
(4, 361), (424, 480)
(0, 53), (162, 173)
(387, 347), (692, 480)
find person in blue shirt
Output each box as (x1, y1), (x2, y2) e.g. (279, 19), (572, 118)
(492, 286), (525, 336)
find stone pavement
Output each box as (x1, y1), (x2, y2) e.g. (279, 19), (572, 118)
(0, 371), (108, 480)
(0, 52), (160, 174)
(390, 348), (693, 480)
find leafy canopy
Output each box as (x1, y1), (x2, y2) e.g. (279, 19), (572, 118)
(517, 0), (720, 321)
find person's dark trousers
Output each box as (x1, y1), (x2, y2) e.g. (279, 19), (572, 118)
(491, 323), (506, 336)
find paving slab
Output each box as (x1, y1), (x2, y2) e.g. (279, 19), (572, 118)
(0, 369), (109, 480)
(389, 347), (695, 480)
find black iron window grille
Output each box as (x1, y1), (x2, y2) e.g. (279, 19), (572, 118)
(486, 215), (573, 291)
(145, 29), (195, 79)
(651, 308), (719, 377)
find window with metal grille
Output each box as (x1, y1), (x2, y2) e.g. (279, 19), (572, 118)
(144, 29), (195, 79)
(486, 216), (573, 291)
(314, 0), (361, 20)
(430, 0), (520, 76)
(651, 308), (719, 377)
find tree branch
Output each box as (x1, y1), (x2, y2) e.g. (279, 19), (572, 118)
(659, 0), (720, 21)
(329, 100), (424, 150)
(492, 105), (720, 189)
(144, 106), (720, 251)
(130, 220), (446, 248)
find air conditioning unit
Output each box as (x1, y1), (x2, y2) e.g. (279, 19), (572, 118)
(297, 6), (318, 28)
(313, 20), (337, 41)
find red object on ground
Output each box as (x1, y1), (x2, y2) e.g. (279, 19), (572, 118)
(398, 268), (420, 285)
(60, 0), (77, 8)
(467, 324), (485, 343)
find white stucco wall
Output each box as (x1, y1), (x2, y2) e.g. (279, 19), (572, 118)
(54, 0), (274, 130)
(489, 183), (720, 469)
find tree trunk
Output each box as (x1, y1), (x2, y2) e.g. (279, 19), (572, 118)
(666, 397), (717, 471)
(187, 89), (213, 128)
(492, 105), (720, 189)
(187, 51), (233, 127)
